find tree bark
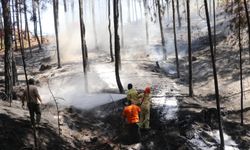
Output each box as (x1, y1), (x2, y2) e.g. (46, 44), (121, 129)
(113, 0), (124, 93)
(143, 0), (149, 44)
(53, 0), (61, 68)
(0, 6), (3, 49)
(10, 0), (17, 85)
(238, 0), (244, 126)
(15, 0), (20, 50)
(11, 0), (17, 85)
(243, 0), (250, 60)
(213, 0), (216, 55)
(204, 0), (224, 148)
(78, 0), (88, 73)
(64, 0), (67, 12)
(176, 0), (181, 28)
(108, 0), (114, 62)
(79, 0), (89, 93)
(37, 0), (43, 44)
(187, 0), (193, 97)
(12, 54), (17, 86)
(157, 0), (166, 60)
(183, 0), (187, 22)
(2, 0), (13, 106)
(119, 0), (124, 47)
(209, 0), (212, 19)
(11, 0), (17, 51)
(166, 0), (169, 21)
(92, 0), (98, 50)
(24, 0), (32, 55)
(172, 0), (180, 78)
(32, 0), (41, 49)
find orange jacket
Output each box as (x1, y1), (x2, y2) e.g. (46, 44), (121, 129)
(123, 104), (141, 124)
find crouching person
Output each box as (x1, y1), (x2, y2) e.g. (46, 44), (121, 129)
(22, 78), (42, 127)
(122, 100), (141, 144)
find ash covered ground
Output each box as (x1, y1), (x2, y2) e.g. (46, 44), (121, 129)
(1, 1), (250, 149)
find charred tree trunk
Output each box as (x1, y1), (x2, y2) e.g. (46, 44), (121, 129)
(11, 0), (17, 51)
(64, 0), (67, 12)
(37, 0), (43, 44)
(213, 0), (216, 55)
(2, 0), (13, 106)
(12, 54), (17, 86)
(183, 0), (187, 22)
(143, 0), (149, 44)
(53, 0), (61, 68)
(187, 0), (193, 97)
(113, 0), (124, 93)
(0, 8), (3, 49)
(18, 0), (25, 53)
(79, 0), (89, 92)
(32, 0), (41, 49)
(204, 0), (224, 148)
(78, 0), (88, 73)
(11, 0), (17, 86)
(166, 0), (169, 21)
(119, 0), (124, 47)
(15, 0), (20, 49)
(24, 0), (32, 55)
(19, 1), (22, 40)
(108, 0), (114, 62)
(209, 0), (212, 19)
(92, 0), (98, 50)
(243, 0), (250, 60)
(172, 0), (180, 78)
(157, 0), (166, 60)
(176, 0), (181, 28)
(238, 0), (244, 126)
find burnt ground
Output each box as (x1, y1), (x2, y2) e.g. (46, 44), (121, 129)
(2, 36), (250, 150)
(1, 31), (250, 150)
(2, 7), (250, 150)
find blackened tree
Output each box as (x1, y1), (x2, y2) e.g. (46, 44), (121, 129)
(204, 0), (224, 148)
(113, 0), (124, 93)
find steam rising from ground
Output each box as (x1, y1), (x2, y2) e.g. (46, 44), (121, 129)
(37, 0), (221, 109)
(38, 69), (126, 109)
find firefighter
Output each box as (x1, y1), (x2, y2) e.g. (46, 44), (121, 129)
(122, 100), (141, 144)
(127, 83), (140, 105)
(22, 78), (42, 127)
(139, 86), (151, 130)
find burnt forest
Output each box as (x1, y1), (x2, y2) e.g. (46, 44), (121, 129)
(0, 0), (250, 150)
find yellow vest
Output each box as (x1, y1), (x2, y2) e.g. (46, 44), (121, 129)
(127, 88), (139, 104)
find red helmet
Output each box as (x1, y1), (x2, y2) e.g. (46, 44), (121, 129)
(144, 87), (151, 94)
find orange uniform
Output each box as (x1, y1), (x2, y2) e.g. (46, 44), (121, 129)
(123, 104), (141, 124)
